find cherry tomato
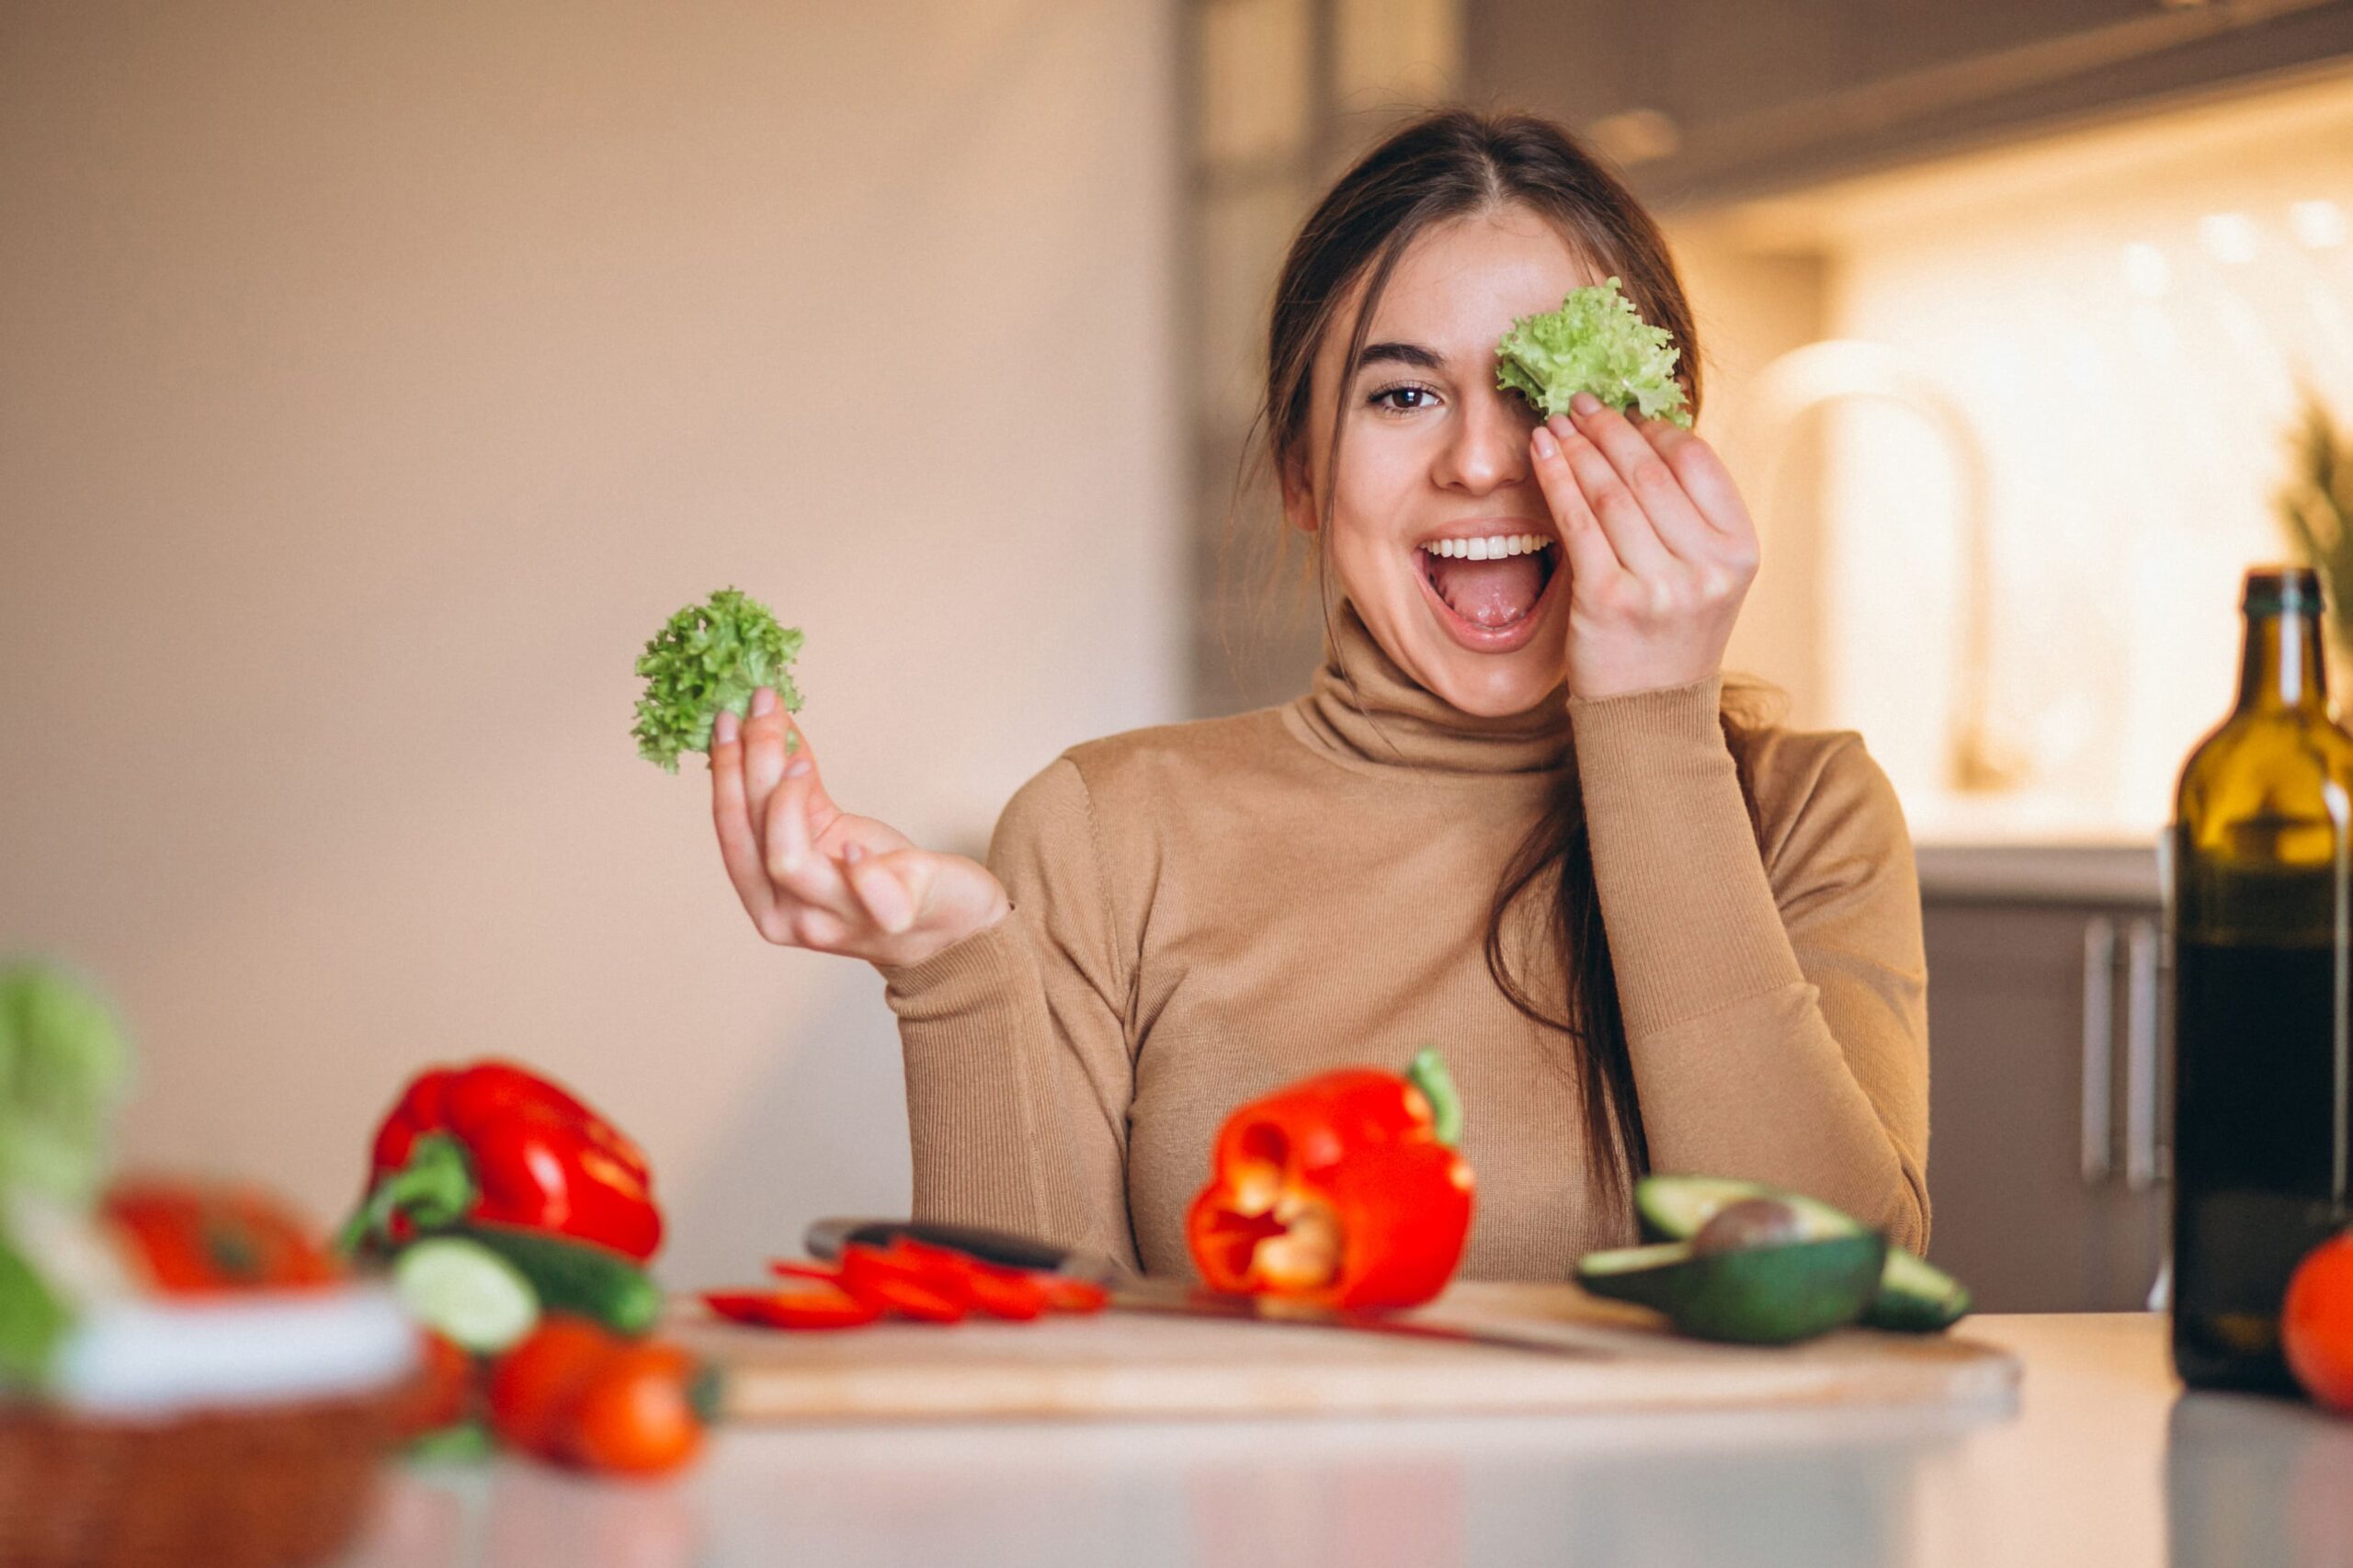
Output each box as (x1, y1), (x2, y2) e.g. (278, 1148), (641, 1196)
(562, 1342), (708, 1476)
(392, 1330), (476, 1439)
(489, 1315), (620, 1457)
(103, 1179), (342, 1294)
(2286, 1230), (2353, 1411)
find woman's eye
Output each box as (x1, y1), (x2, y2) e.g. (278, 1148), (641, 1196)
(1368, 382), (1440, 415)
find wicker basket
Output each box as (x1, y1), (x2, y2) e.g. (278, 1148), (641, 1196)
(0, 1388), (401, 1568)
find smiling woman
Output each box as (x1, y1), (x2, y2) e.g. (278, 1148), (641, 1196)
(705, 110), (1932, 1284)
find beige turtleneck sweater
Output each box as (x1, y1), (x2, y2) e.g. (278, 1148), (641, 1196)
(881, 602), (1929, 1279)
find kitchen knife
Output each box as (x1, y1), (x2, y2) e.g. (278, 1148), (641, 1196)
(803, 1216), (1621, 1359)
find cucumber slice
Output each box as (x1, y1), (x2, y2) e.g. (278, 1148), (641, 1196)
(392, 1236), (540, 1353)
(441, 1224), (664, 1336)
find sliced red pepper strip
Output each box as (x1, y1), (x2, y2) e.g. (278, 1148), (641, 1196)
(702, 1284), (881, 1330)
(1036, 1277), (1109, 1314)
(882, 1240), (1052, 1322)
(837, 1244), (968, 1324)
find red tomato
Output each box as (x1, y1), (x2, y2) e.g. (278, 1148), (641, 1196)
(103, 1179), (342, 1294)
(489, 1316), (620, 1457)
(392, 1330), (476, 1439)
(2286, 1230), (2353, 1411)
(562, 1343), (707, 1476)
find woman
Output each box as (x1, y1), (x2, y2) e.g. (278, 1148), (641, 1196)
(705, 110), (1927, 1280)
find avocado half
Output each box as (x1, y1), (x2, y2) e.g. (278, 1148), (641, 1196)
(1635, 1174), (1972, 1333)
(1575, 1232), (1888, 1346)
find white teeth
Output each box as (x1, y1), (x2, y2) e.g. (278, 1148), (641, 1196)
(1422, 535), (1552, 560)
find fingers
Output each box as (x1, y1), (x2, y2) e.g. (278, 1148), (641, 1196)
(1636, 419), (1757, 545)
(841, 844), (922, 936)
(1544, 405), (1676, 575)
(737, 687), (793, 850)
(708, 708), (775, 925)
(1566, 399), (1716, 562)
(1529, 420), (1625, 591)
(760, 750), (865, 937)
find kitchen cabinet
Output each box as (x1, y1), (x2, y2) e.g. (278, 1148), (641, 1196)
(1916, 846), (2168, 1313)
(1465, 0), (2353, 204)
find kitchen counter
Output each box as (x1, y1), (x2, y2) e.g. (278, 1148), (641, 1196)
(1913, 842), (2161, 906)
(336, 1312), (2353, 1568)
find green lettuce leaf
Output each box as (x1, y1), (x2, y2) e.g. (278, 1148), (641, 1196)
(631, 587), (804, 773)
(1494, 277), (1692, 427)
(0, 961), (129, 1208)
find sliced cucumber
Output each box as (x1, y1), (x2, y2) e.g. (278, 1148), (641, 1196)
(439, 1224), (664, 1337)
(392, 1236), (540, 1353)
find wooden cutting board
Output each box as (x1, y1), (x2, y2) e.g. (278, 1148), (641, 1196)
(675, 1280), (2020, 1424)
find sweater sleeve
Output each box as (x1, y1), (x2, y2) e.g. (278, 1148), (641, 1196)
(1567, 678), (1931, 1251)
(875, 756), (1142, 1269)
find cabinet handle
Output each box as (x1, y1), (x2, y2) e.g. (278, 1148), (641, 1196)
(2125, 916), (2162, 1191)
(2082, 915), (2117, 1184)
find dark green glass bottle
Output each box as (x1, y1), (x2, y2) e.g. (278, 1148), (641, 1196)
(2171, 566), (2353, 1392)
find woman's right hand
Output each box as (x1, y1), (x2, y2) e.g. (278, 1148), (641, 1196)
(709, 687), (1010, 970)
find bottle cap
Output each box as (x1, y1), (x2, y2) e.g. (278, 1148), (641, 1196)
(2244, 566), (2325, 617)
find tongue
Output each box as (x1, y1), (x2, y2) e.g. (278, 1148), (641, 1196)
(1428, 554), (1544, 628)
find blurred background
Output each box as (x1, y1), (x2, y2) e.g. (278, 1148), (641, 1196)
(6, 0), (2353, 1303)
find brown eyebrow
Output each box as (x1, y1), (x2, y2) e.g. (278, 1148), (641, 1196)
(1351, 341), (1447, 375)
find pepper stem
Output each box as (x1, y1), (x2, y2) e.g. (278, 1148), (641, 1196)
(332, 1133), (476, 1256)
(1406, 1047), (1462, 1148)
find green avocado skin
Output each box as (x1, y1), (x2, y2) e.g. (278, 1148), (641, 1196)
(1576, 1233), (1889, 1346)
(1633, 1174), (1972, 1333)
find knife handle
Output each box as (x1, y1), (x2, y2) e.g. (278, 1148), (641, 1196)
(802, 1217), (1086, 1276)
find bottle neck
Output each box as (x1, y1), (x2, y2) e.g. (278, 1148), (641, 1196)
(2236, 608), (2330, 715)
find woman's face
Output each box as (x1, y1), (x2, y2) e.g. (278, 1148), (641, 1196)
(1285, 208), (1602, 717)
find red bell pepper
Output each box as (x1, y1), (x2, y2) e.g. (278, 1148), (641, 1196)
(1185, 1047), (1472, 1311)
(339, 1059), (663, 1262)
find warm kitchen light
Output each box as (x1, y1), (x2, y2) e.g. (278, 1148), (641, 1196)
(2290, 198), (2348, 249)
(2197, 212), (2259, 264)
(2121, 243), (2169, 299)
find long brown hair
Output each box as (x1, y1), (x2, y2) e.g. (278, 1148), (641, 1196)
(1245, 109), (1771, 1214)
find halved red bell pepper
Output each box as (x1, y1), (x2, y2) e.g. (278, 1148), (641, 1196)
(1185, 1047), (1472, 1311)
(340, 1059), (662, 1262)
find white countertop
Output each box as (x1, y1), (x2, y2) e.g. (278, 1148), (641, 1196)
(335, 1312), (2349, 1568)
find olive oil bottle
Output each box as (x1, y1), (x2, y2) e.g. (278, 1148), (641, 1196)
(2171, 566), (2353, 1392)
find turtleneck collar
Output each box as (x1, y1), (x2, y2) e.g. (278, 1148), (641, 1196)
(1282, 598), (1573, 777)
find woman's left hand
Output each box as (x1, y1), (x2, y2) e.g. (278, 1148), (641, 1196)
(1529, 391), (1760, 701)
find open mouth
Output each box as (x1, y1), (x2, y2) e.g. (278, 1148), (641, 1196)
(1415, 533), (1561, 645)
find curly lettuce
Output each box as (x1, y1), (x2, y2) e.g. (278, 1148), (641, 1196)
(631, 587), (802, 772)
(1495, 277), (1692, 427)
(0, 961), (129, 1209)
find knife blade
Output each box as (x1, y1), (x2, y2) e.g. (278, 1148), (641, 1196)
(802, 1216), (1619, 1359)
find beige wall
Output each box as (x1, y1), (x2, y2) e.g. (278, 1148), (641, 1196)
(0, 2), (1182, 1285)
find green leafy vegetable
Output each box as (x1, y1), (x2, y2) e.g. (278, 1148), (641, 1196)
(0, 960), (130, 1208)
(631, 587), (803, 773)
(1494, 276), (1692, 428)
(0, 1222), (71, 1385)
